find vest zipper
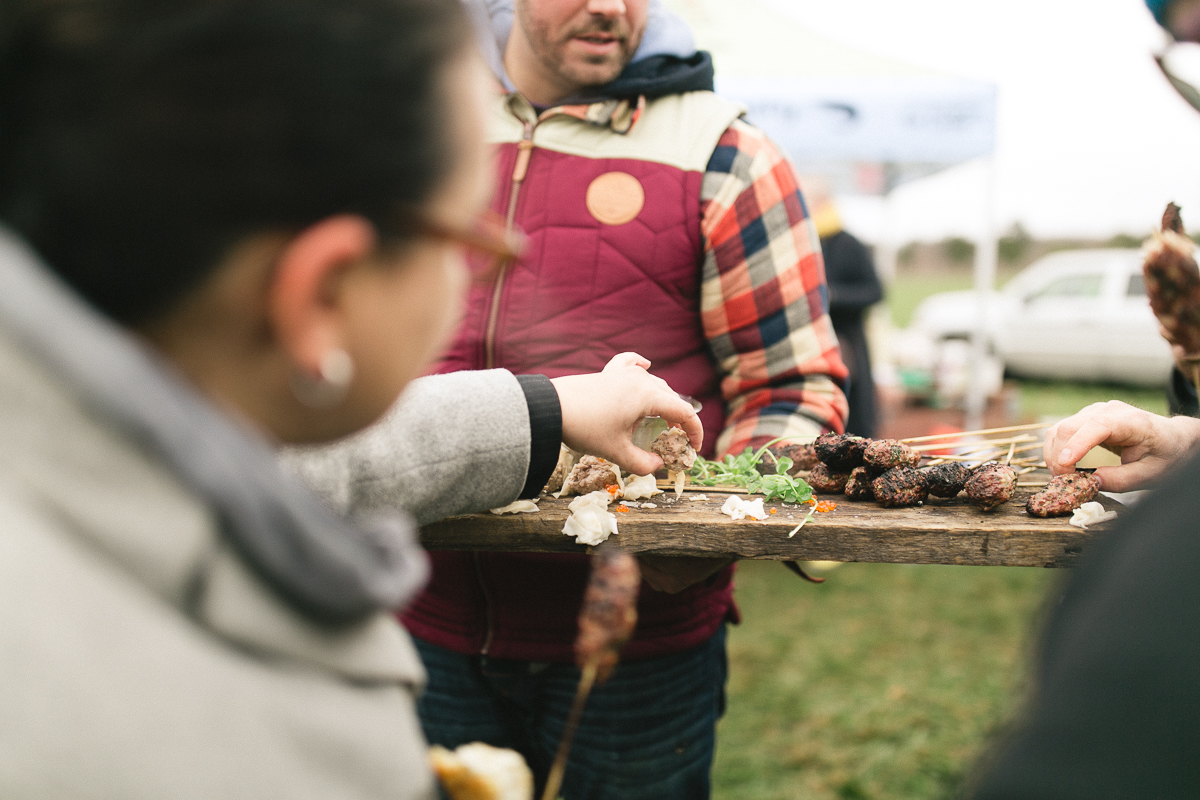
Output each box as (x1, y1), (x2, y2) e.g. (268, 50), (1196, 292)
(476, 115), (536, 655)
(483, 119), (535, 369)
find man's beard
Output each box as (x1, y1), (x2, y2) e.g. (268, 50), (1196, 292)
(526, 14), (642, 89)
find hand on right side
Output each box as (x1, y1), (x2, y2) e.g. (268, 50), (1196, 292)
(1044, 400), (1200, 491)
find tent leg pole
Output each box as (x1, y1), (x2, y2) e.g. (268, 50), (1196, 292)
(966, 156), (998, 433)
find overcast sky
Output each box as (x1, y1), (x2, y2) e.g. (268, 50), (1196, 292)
(753, 0), (1200, 243)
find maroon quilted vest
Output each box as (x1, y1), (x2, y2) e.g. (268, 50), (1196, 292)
(402, 92), (745, 662)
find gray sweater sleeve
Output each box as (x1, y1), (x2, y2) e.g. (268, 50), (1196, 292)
(282, 370), (540, 526)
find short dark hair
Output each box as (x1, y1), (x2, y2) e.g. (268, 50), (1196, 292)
(0, 0), (471, 324)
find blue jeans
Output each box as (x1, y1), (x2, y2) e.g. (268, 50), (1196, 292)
(414, 626), (727, 800)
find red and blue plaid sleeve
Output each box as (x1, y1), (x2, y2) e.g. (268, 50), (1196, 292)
(700, 118), (849, 457)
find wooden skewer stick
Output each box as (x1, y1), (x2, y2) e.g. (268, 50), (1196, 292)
(919, 441), (1043, 463)
(1017, 481), (1050, 487)
(541, 659), (598, 800)
(1004, 442), (1017, 465)
(922, 448), (1045, 468)
(910, 434), (1037, 453)
(942, 440), (1043, 459)
(900, 421), (1051, 444)
(654, 480), (745, 494)
(925, 451), (1004, 463)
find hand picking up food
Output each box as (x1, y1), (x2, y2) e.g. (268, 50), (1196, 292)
(550, 352), (703, 478)
(1043, 400), (1200, 491)
(1028, 203), (1200, 493)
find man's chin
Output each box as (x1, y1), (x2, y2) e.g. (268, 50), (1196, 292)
(561, 60), (627, 90)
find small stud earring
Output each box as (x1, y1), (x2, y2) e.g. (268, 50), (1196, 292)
(290, 348), (355, 409)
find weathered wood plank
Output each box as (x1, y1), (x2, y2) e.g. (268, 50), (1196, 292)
(420, 488), (1122, 569)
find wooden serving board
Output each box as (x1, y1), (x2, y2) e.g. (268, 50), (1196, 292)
(420, 480), (1123, 569)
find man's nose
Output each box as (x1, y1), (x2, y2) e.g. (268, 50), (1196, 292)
(585, 0), (627, 18)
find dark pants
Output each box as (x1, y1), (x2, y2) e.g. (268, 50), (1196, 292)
(414, 626), (728, 800)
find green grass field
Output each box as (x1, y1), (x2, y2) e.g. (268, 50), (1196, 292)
(712, 561), (1058, 799)
(886, 273), (979, 330)
(1015, 379), (1167, 419)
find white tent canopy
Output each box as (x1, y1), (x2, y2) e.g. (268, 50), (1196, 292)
(664, 0), (995, 189)
(718, 74), (994, 167)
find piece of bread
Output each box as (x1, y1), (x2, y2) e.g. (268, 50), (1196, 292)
(429, 743), (534, 800)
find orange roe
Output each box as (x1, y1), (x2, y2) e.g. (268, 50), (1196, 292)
(615, 504), (629, 512)
(815, 500), (837, 513)
(606, 484), (621, 496)
(769, 508), (777, 514)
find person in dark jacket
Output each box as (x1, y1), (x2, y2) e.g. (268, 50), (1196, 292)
(1165, 335), (1200, 415)
(807, 177), (884, 437)
(976, 345), (1200, 799)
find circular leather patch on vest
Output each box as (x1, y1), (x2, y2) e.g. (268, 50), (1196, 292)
(585, 171), (645, 226)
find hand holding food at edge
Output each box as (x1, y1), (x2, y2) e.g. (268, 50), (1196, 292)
(550, 352), (704, 477)
(574, 544), (641, 683)
(1145, 203), (1200, 394)
(1044, 400), (1200, 491)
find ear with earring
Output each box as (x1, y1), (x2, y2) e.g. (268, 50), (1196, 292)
(290, 348), (355, 409)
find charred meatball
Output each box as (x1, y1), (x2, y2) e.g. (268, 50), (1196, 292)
(965, 463), (1017, 512)
(563, 455), (620, 495)
(651, 427), (696, 473)
(808, 463), (851, 494)
(844, 466), (875, 501)
(871, 466), (928, 507)
(862, 439), (921, 471)
(814, 433), (869, 471)
(1026, 472), (1100, 517)
(921, 462), (972, 498)
(759, 441), (818, 475)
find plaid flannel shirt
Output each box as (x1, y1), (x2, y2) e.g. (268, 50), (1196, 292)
(701, 118), (848, 456)
(547, 99), (849, 457)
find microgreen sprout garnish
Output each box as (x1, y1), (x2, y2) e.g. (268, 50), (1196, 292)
(787, 507), (817, 537)
(688, 437), (813, 505)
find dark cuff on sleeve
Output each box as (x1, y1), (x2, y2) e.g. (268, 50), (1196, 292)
(1168, 367), (1200, 418)
(516, 374), (563, 499)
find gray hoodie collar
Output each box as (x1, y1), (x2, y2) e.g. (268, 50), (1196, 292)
(0, 226), (428, 624)
(466, 0), (697, 92)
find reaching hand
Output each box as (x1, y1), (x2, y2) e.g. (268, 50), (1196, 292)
(550, 353), (704, 477)
(1043, 400), (1200, 491)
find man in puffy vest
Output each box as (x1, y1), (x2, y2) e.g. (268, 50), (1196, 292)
(405, 1), (849, 797)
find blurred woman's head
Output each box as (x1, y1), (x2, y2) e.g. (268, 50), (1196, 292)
(0, 0), (492, 442)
